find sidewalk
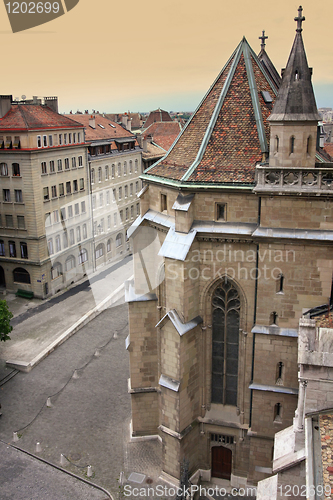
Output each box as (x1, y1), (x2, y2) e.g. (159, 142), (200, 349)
(0, 255), (133, 379)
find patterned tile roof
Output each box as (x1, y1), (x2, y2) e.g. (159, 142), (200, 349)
(316, 313), (333, 328)
(324, 143), (333, 161)
(143, 142), (166, 160)
(0, 104), (83, 131)
(64, 114), (136, 142)
(143, 122), (182, 152)
(144, 38), (277, 185)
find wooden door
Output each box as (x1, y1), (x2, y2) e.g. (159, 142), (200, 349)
(211, 446), (232, 479)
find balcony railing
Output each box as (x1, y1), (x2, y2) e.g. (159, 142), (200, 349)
(254, 165), (333, 194)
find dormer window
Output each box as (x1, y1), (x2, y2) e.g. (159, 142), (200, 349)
(295, 70), (299, 80)
(261, 90), (273, 104)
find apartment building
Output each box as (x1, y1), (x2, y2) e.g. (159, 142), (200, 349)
(0, 96), (92, 298)
(65, 113), (142, 268)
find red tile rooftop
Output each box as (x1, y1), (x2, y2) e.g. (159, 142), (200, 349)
(143, 109), (173, 129)
(143, 121), (181, 152)
(64, 114), (136, 142)
(0, 104), (83, 131)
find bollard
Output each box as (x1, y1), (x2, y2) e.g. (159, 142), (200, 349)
(13, 432), (19, 442)
(60, 454), (67, 466)
(94, 349), (100, 357)
(46, 397), (52, 408)
(72, 370), (79, 379)
(87, 465), (93, 477)
(113, 331), (118, 339)
(36, 442), (42, 452)
(119, 471), (125, 485)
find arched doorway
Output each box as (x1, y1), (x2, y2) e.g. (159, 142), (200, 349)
(211, 446), (232, 480)
(0, 266), (5, 287)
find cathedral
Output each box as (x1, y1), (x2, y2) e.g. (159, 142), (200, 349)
(126, 7), (333, 486)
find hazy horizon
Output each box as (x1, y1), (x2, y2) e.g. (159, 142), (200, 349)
(1, 0), (332, 113)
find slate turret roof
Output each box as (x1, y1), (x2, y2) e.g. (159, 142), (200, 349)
(269, 6), (320, 122)
(143, 37), (278, 187)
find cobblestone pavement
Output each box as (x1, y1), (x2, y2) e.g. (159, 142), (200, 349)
(0, 303), (167, 499)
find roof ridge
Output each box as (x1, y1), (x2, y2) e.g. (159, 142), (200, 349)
(248, 45), (279, 96)
(142, 41), (242, 175)
(181, 38), (250, 181)
(243, 42), (268, 153)
(18, 105), (29, 129)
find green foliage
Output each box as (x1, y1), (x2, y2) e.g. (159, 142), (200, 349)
(0, 299), (13, 342)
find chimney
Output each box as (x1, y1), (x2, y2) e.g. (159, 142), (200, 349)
(143, 137), (148, 153)
(122, 115), (128, 129)
(44, 97), (58, 113)
(89, 115), (96, 129)
(0, 95), (12, 118)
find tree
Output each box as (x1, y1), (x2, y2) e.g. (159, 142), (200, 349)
(0, 300), (13, 342)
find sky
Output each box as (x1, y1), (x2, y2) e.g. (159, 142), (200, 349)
(1, 0), (332, 113)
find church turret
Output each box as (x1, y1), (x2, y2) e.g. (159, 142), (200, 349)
(258, 30), (282, 92)
(268, 6), (320, 169)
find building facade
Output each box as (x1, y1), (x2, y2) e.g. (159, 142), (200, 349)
(126, 8), (333, 487)
(0, 96), (92, 298)
(65, 113), (143, 268)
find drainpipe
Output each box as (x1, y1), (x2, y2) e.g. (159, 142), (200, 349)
(249, 196), (261, 428)
(88, 160), (96, 272)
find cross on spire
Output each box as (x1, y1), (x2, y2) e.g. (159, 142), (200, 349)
(259, 30), (268, 50)
(295, 6), (305, 32)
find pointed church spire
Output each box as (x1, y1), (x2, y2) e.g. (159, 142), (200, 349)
(269, 6), (320, 122)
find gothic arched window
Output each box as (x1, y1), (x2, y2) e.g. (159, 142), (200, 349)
(211, 280), (240, 406)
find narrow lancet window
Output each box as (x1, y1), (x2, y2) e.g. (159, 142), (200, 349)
(277, 273), (284, 293)
(211, 280), (240, 406)
(276, 362), (284, 385)
(307, 136), (311, 155)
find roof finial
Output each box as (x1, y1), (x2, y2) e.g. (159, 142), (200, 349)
(259, 30), (268, 50)
(295, 6), (305, 33)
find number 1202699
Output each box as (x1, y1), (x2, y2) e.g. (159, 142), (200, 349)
(5, 2), (60, 14)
